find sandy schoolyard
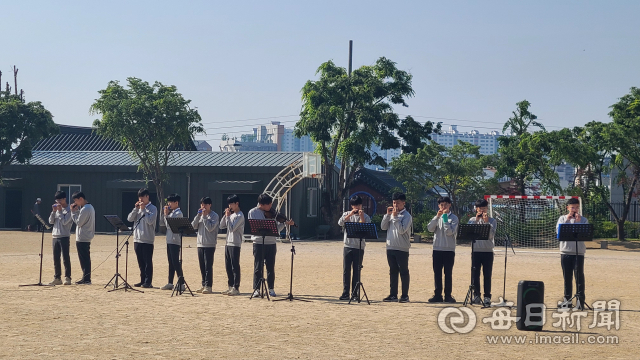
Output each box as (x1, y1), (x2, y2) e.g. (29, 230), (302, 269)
(0, 231), (638, 359)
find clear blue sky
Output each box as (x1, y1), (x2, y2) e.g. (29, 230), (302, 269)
(5, 0), (639, 143)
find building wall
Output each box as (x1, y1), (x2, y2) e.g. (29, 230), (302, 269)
(2, 165), (323, 238)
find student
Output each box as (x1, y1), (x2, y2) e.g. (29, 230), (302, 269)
(467, 199), (496, 307)
(381, 192), (413, 303)
(70, 191), (95, 285)
(248, 193), (294, 297)
(337, 195), (371, 301)
(160, 194), (184, 291)
(557, 198), (589, 309)
(220, 194), (245, 296)
(48, 191), (74, 285)
(427, 196), (459, 303)
(127, 188), (158, 289)
(192, 197), (219, 294)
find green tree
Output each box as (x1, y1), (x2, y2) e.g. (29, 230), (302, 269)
(295, 58), (438, 230)
(0, 85), (58, 178)
(390, 141), (490, 215)
(497, 100), (562, 194)
(91, 77), (204, 215)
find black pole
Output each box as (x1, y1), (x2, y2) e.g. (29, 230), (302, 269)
(348, 40), (353, 76)
(20, 223), (53, 287)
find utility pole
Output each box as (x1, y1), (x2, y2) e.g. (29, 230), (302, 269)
(343, 40), (353, 213)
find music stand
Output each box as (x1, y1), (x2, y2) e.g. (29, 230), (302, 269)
(457, 223), (491, 306)
(248, 219), (279, 301)
(558, 223), (594, 310)
(165, 217), (196, 297)
(274, 230), (311, 303)
(103, 215), (142, 293)
(344, 222), (378, 305)
(20, 215), (53, 287)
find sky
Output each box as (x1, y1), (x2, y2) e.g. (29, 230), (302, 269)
(4, 0), (640, 144)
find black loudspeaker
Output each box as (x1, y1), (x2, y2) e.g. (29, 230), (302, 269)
(516, 280), (545, 331)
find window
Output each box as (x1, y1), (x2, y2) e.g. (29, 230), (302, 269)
(57, 184), (81, 205)
(307, 188), (318, 217)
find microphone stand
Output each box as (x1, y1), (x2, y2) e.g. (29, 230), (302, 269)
(493, 214), (515, 307)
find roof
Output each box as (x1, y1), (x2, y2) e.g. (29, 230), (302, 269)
(14, 151), (304, 168)
(352, 168), (406, 194)
(33, 124), (197, 151)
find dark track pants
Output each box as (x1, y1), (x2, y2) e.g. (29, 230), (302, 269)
(166, 243), (183, 284)
(387, 249), (410, 297)
(343, 247), (365, 295)
(253, 243), (276, 290)
(561, 254), (585, 300)
(134, 242), (154, 285)
(433, 250), (455, 297)
(52, 236), (71, 279)
(225, 245), (241, 289)
(198, 247), (215, 287)
(76, 241), (91, 282)
(472, 251), (493, 298)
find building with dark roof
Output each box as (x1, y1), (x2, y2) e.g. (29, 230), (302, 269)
(348, 168), (407, 215)
(1, 127), (323, 237)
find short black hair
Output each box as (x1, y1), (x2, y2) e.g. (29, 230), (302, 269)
(54, 191), (66, 200)
(138, 188), (150, 198)
(349, 195), (363, 206)
(567, 198), (580, 205)
(257, 193), (273, 205)
(437, 196), (452, 204)
(166, 193), (181, 203)
(475, 199), (488, 208)
(71, 191), (85, 200)
(227, 194), (240, 204)
(392, 192), (406, 201)
(200, 197), (212, 205)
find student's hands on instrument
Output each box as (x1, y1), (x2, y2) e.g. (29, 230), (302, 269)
(286, 219), (295, 226)
(392, 206), (398, 217)
(387, 207), (394, 215)
(225, 208), (231, 217)
(163, 206), (170, 216)
(436, 209), (445, 218)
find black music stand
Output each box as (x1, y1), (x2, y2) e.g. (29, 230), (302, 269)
(20, 215), (53, 287)
(248, 219), (279, 301)
(274, 230), (311, 303)
(558, 223), (594, 310)
(165, 217), (196, 297)
(344, 222), (378, 305)
(458, 223), (491, 306)
(103, 215), (142, 293)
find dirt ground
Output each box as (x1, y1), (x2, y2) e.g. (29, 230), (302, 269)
(0, 231), (638, 359)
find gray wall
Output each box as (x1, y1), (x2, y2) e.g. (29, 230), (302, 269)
(2, 164), (324, 238)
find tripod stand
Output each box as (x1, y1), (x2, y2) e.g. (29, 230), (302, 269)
(274, 238), (310, 302)
(248, 219), (279, 301)
(165, 217), (196, 297)
(493, 230), (516, 307)
(558, 223), (594, 311)
(104, 215), (142, 293)
(344, 222), (377, 305)
(457, 223), (491, 306)
(20, 215), (53, 287)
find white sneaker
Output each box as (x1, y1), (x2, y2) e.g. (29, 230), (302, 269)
(221, 286), (232, 295)
(179, 283), (186, 292)
(229, 287), (240, 296)
(202, 286), (213, 294)
(49, 278), (62, 286)
(269, 289), (276, 297)
(196, 287), (204, 293)
(252, 290), (261, 297)
(483, 297), (491, 307)
(63, 277), (72, 285)
(161, 283), (174, 290)
(558, 297), (572, 310)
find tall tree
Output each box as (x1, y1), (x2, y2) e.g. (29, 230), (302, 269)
(295, 58), (438, 230)
(496, 100), (562, 194)
(91, 77), (204, 216)
(0, 70), (58, 178)
(390, 141), (490, 215)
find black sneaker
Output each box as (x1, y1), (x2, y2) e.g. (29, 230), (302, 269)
(399, 295), (410, 303)
(339, 293), (350, 301)
(444, 295), (457, 303)
(471, 295), (482, 305)
(133, 282), (144, 287)
(141, 283), (153, 288)
(383, 295), (398, 302)
(428, 295), (444, 303)
(75, 279), (85, 285)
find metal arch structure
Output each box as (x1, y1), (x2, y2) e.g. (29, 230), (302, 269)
(263, 158), (305, 213)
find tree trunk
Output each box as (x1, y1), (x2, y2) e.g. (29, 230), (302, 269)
(617, 219), (626, 241)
